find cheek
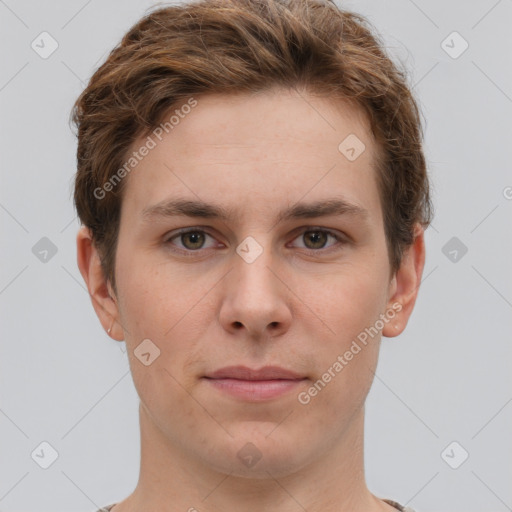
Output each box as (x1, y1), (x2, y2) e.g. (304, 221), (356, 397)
(116, 250), (201, 338)
(295, 264), (389, 339)
(297, 280), (383, 425)
(291, 261), (388, 402)
(116, 254), (212, 389)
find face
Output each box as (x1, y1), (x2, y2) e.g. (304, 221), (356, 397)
(79, 87), (424, 479)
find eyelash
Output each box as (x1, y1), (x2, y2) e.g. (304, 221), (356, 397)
(163, 226), (347, 257)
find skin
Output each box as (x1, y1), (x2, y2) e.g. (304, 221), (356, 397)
(77, 87), (425, 512)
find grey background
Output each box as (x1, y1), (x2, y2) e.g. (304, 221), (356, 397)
(1, 0), (511, 511)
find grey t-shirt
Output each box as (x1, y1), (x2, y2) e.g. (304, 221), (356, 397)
(96, 498), (416, 511)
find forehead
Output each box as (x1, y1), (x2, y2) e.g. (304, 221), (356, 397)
(119, 88), (381, 223)
(154, 89), (373, 160)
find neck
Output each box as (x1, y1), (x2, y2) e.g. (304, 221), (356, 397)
(114, 404), (390, 512)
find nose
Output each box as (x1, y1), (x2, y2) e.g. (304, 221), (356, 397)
(218, 241), (292, 339)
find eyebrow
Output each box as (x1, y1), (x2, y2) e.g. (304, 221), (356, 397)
(141, 197), (368, 224)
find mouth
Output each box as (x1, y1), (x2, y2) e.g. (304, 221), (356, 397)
(202, 365), (308, 401)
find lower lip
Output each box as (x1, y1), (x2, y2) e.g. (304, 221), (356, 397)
(204, 378), (306, 401)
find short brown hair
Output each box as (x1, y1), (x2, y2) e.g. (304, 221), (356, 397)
(72, 0), (432, 294)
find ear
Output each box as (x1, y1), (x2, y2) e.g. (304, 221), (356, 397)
(76, 226), (124, 341)
(382, 223), (426, 338)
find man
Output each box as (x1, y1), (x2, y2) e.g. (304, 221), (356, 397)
(73, 1), (432, 510)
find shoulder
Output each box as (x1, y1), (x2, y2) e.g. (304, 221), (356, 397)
(383, 498), (417, 512)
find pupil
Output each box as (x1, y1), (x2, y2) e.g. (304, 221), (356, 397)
(184, 232), (204, 249)
(306, 231), (326, 249)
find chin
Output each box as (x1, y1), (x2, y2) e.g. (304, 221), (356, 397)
(200, 424), (314, 479)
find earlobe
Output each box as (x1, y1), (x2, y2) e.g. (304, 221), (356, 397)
(382, 224), (426, 338)
(76, 226), (123, 341)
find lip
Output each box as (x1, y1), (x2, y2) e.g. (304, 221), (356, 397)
(203, 365), (307, 401)
(205, 365), (304, 380)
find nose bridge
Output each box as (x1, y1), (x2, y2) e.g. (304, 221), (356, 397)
(219, 232), (291, 336)
(233, 233), (280, 301)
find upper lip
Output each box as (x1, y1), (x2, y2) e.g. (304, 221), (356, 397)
(204, 365), (305, 381)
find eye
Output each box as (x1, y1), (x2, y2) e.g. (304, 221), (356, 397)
(163, 227), (346, 256)
(164, 228), (218, 252)
(289, 228), (344, 252)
